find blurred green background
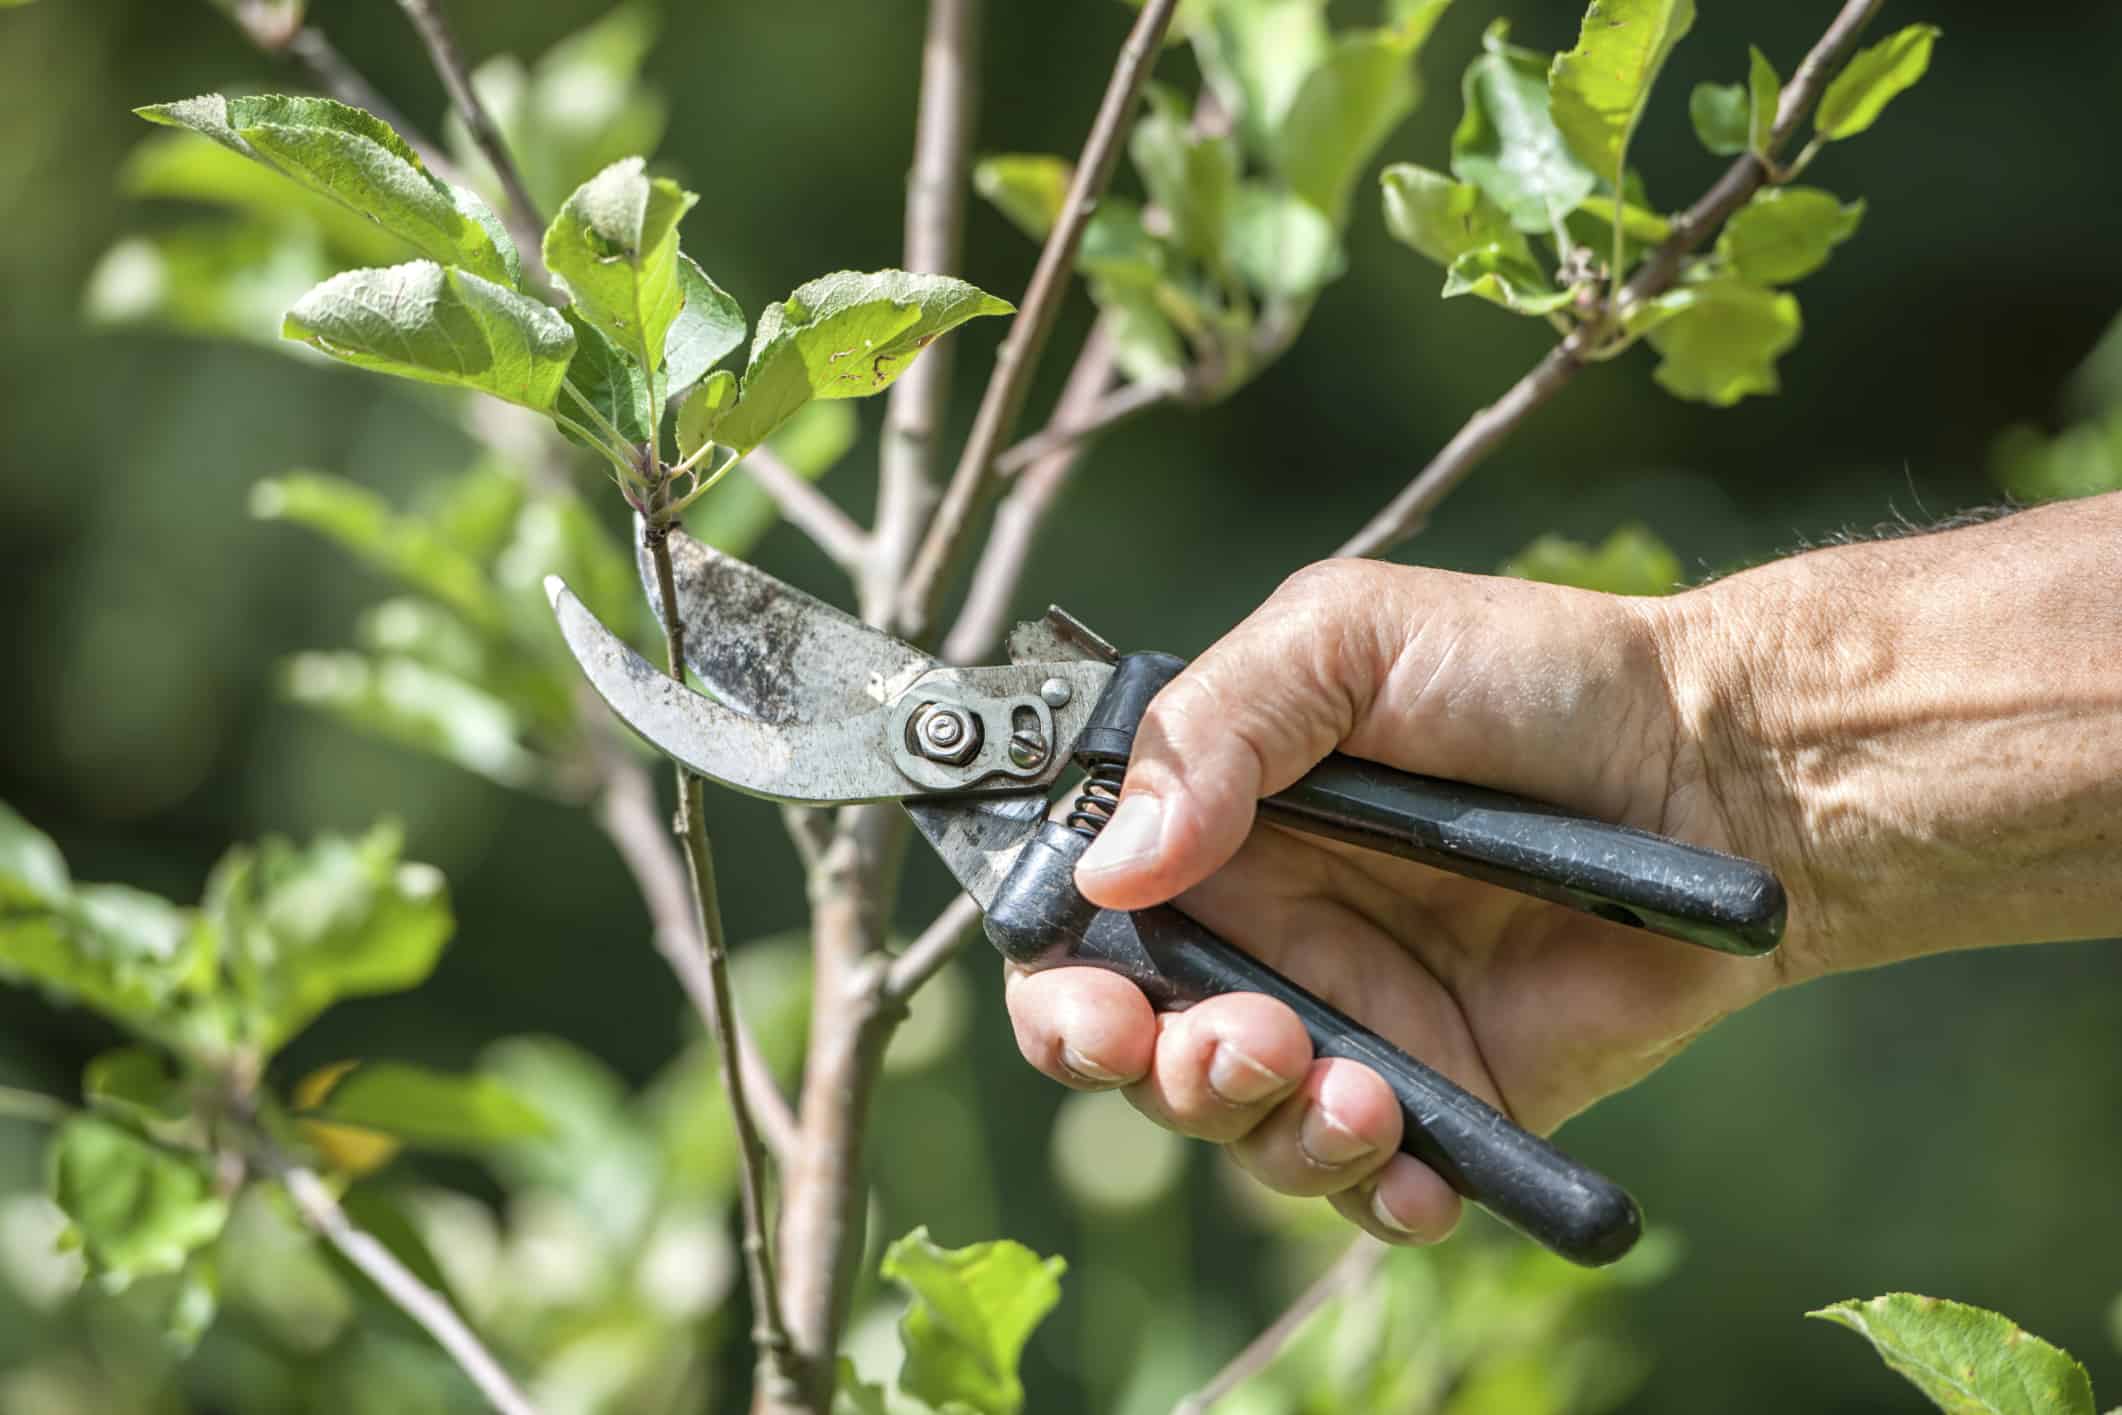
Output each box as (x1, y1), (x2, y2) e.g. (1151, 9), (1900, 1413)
(2, 0), (2119, 1411)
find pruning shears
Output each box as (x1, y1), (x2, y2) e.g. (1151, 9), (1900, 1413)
(545, 530), (1785, 1267)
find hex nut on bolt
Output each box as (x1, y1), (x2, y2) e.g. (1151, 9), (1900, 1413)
(910, 702), (982, 766)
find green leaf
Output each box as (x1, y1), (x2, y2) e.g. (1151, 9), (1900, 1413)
(1502, 524), (1684, 595)
(1746, 46), (1783, 157)
(974, 154), (1074, 242)
(300, 1062), (546, 1153)
(279, 652), (541, 788)
(283, 261), (577, 412)
(1451, 22), (1596, 235)
(0, 799), (70, 905)
(1380, 163), (1532, 268)
(1098, 280), (1189, 390)
(715, 270), (1012, 453)
(835, 1357), (891, 1415)
(48, 1117), (227, 1284)
(1225, 184), (1345, 299)
(1810, 1294), (2096, 1414)
(1079, 198), (1168, 288)
(84, 222), (336, 349)
(1688, 82), (1749, 158)
(880, 1226), (1067, 1415)
(675, 368), (740, 463)
(1814, 24), (1940, 141)
(83, 1047), (191, 1130)
(1275, 13), (1447, 224)
(1443, 247), (1572, 315)
(562, 313), (659, 446)
(119, 131), (413, 267)
(136, 94), (518, 286)
(542, 157), (698, 372)
(1990, 412), (2122, 506)
(1634, 275), (1801, 406)
(687, 402), (859, 557)
(1549, 0), (1697, 183)
(663, 254), (746, 400)
(1576, 193), (1672, 244)
(1130, 94), (1239, 269)
(204, 824), (453, 1052)
(251, 471), (508, 632)
(1191, 0), (1330, 159)
(1716, 187), (1864, 285)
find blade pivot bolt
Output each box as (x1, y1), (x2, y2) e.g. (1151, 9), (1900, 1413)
(1008, 726), (1049, 770)
(1039, 678), (1073, 708)
(910, 702), (982, 765)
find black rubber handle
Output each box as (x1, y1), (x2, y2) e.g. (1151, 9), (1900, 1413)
(1262, 756), (1786, 956)
(986, 822), (1643, 1266)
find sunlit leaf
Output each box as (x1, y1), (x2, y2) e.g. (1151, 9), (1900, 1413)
(1814, 24), (1940, 141)
(204, 823), (453, 1052)
(1078, 198), (1167, 289)
(1810, 1293), (2096, 1414)
(1745, 46), (1783, 157)
(1990, 412), (2122, 506)
(1225, 184), (1345, 299)
(663, 254), (746, 401)
(675, 369), (739, 462)
(714, 270), (1012, 453)
(974, 154), (1073, 241)
(84, 222), (336, 348)
(283, 261), (577, 412)
(1442, 246), (1572, 315)
(880, 1226), (1067, 1415)
(542, 157), (697, 371)
(136, 94), (518, 286)
(687, 402), (859, 557)
(1502, 524), (1684, 595)
(1632, 275), (1801, 406)
(1380, 162), (1531, 268)
(1190, 0), (1329, 159)
(1131, 92), (1239, 268)
(119, 131), (411, 267)
(1275, 9), (1448, 223)
(252, 471), (508, 632)
(0, 799), (71, 906)
(562, 312), (660, 446)
(1688, 81), (1749, 158)
(1716, 188), (1863, 285)
(279, 652), (541, 788)
(83, 1047), (190, 1130)
(299, 1061), (546, 1152)
(1548, 0), (1696, 182)
(1451, 22), (1595, 235)
(48, 1117), (227, 1284)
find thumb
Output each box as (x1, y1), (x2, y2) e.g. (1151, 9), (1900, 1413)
(1074, 562), (1391, 910)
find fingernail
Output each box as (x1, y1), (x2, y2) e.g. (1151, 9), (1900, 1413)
(1060, 1044), (1127, 1087)
(1207, 1044), (1290, 1106)
(1077, 794), (1164, 880)
(1298, 1106), (1376, 1168)
(1370, 1185), (1417, 1236)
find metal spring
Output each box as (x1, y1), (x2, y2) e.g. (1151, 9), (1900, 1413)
(1065, 760), (1125, 839)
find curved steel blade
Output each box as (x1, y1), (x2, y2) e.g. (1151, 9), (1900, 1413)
(638, 524), (933, 725)
(550, 576), (912, 804)
(906, 796), (1050, 910)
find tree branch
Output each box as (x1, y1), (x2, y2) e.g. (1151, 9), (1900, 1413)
(882, 892), (984, 1003)
(1172, 1237), (1386, 1415)
(870, 0), (984, 624)
(943, 321), (1120, 665)
(898, 0), (1183, 635)
(393, 0), (548, 285)
(588, 725), (799, 1164)
(743, 446), (871, 576)
(991, 372), (1168, 479)
(643, 502), (800, 1402)
(1336, 0), (1887, 559)
(275, 1162), (541, 1415)
(0, 1084), (73, 1126)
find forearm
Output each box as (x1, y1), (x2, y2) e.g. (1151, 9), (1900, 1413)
(1658, 494), (2122, 980)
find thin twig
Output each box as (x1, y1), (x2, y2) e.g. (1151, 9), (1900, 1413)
(882, 892), (984, 1003)
(1173, 1238), (1387, 1415)
(393, 0), (549, 284)
(743, 446), (871, 574)
(991, 375), (1170, 478)
(276, 1162), (540, 1415)
(943, 321), (1120, 665)
(643, 513), (799, 1399)
(870, 0), (984, 624)
(1337, 0), (1888, 558)
(588, 723), (799, 1164)
(898, 0), (1183, 635)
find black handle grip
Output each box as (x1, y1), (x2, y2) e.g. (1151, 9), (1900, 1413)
(1262, 756), (1786, 956)
(986, 822), (1642, 1267)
